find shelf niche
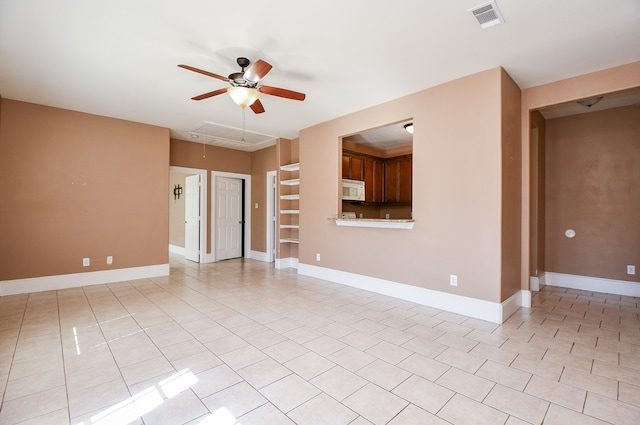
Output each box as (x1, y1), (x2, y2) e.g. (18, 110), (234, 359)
(277, 139), (300, 266)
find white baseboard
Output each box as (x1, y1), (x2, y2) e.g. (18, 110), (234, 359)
(169, 245), (216, 264)
(169, 244), (186, 256)
(530, 274), (546, 291)
(250, 250), (272, 263)
(544, 272), (640, 297)
(275, 257), (298, 270)
(503, 290), (531, 320)
(0, 264), (170, 296)
(297, 263), (528, 323)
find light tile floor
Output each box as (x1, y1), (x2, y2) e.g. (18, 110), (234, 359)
(1, 255), (639, 424)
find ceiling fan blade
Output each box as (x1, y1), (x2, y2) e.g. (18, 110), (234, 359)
(259, 86), (306, 101)
(250, 99), (265, 114)
(178, 64), (229, 82)
(244, 59), (272, 83)
(191, 88), (228, 101)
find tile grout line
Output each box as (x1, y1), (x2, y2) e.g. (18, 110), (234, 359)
(0, 294), (28, 421)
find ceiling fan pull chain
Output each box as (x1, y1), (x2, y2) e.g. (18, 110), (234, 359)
(241, 108), (246, 142)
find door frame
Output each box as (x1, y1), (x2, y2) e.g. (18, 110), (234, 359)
(266, 170), (277, 262)
(212, 171), (251, 261)
(169, 166), (208, 263)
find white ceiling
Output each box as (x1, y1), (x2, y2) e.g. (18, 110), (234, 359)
(1, 1), (639, 150)
(538, 88), (640, 120)
(344, 120), (414, 151)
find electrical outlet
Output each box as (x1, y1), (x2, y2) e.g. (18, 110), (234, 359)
(628, 265), (636, 275)
(316, 253), (321, 261)
(107, 256), (113, 265)
(83, 258), (90, 267)
(450, 275), (458, 286)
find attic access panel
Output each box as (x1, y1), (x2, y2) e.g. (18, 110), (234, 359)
(189, 121), (277, 152)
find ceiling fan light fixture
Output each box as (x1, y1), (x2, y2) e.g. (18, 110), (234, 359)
(404, 123), (414, 134)
(228, 87), (260, 108)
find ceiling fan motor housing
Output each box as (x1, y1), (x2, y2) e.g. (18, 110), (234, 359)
(229, 72), (248, 86)
(229, 57), (256, 87)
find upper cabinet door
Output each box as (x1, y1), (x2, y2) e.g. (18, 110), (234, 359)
(385, 160), (399, 203)
(350, 155), (364, 181)
(342, 153), (351, 179)
(364, 158), (384, 203)
(397, 156), (412, 203)
(384, 155), (412, 204)
(342, 152), (364, 181)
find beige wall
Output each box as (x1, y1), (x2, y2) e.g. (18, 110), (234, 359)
(500, 69), (522, 300)
(529, 111), (546, 278)
(169, 172), (188, 247)
(0, 99), (170, 280)
(300, 68), (510, 303)
(545, 105), (639, 282)
(521, 61), (640, 288)
(169, 138), (252, 254)
(169, 139), (278, 257)
(251, 145), (277, 254)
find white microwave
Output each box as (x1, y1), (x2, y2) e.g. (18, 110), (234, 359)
(342, 179), (365, 201)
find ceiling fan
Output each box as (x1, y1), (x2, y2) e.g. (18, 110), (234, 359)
(178, 57), (306, 114)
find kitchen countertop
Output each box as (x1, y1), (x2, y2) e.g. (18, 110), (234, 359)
(334, 218), (414, 229)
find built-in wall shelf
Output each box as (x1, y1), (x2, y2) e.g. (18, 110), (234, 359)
(280, 194), (300, 200)
(280, 178), (300, 186)
(280, 163), (300, 172)
(278, 155), (300, 267)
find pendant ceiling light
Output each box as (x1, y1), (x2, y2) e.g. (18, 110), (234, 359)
(228, 87), (260, 108)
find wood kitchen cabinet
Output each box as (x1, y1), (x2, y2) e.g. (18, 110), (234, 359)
(342, 153), (349, 179)
(342, 152), (364, 180)
(343, 150), (411, 205)
(364, 157), (384, 202)
(384, 155), (412, 204)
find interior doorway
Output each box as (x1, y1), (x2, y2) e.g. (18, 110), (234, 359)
(215, 176), (243, 261)
(527, 88), (640, 296)
(184, 174), (201, 262)
(212, 171), (252, 262)
(169, 166), (207, 263)
(266, 171), (277, 263)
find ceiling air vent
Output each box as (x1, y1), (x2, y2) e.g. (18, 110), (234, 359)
(469, 1), (504, 29)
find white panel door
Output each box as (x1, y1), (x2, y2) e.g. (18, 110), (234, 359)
(185, 174), (201, 262)
(216, 176), (243, 261)
(269, 173), (277, 262)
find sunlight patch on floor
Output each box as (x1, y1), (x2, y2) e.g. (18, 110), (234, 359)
(195, 407), (240, 425)
(74, 369), (200, 425)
